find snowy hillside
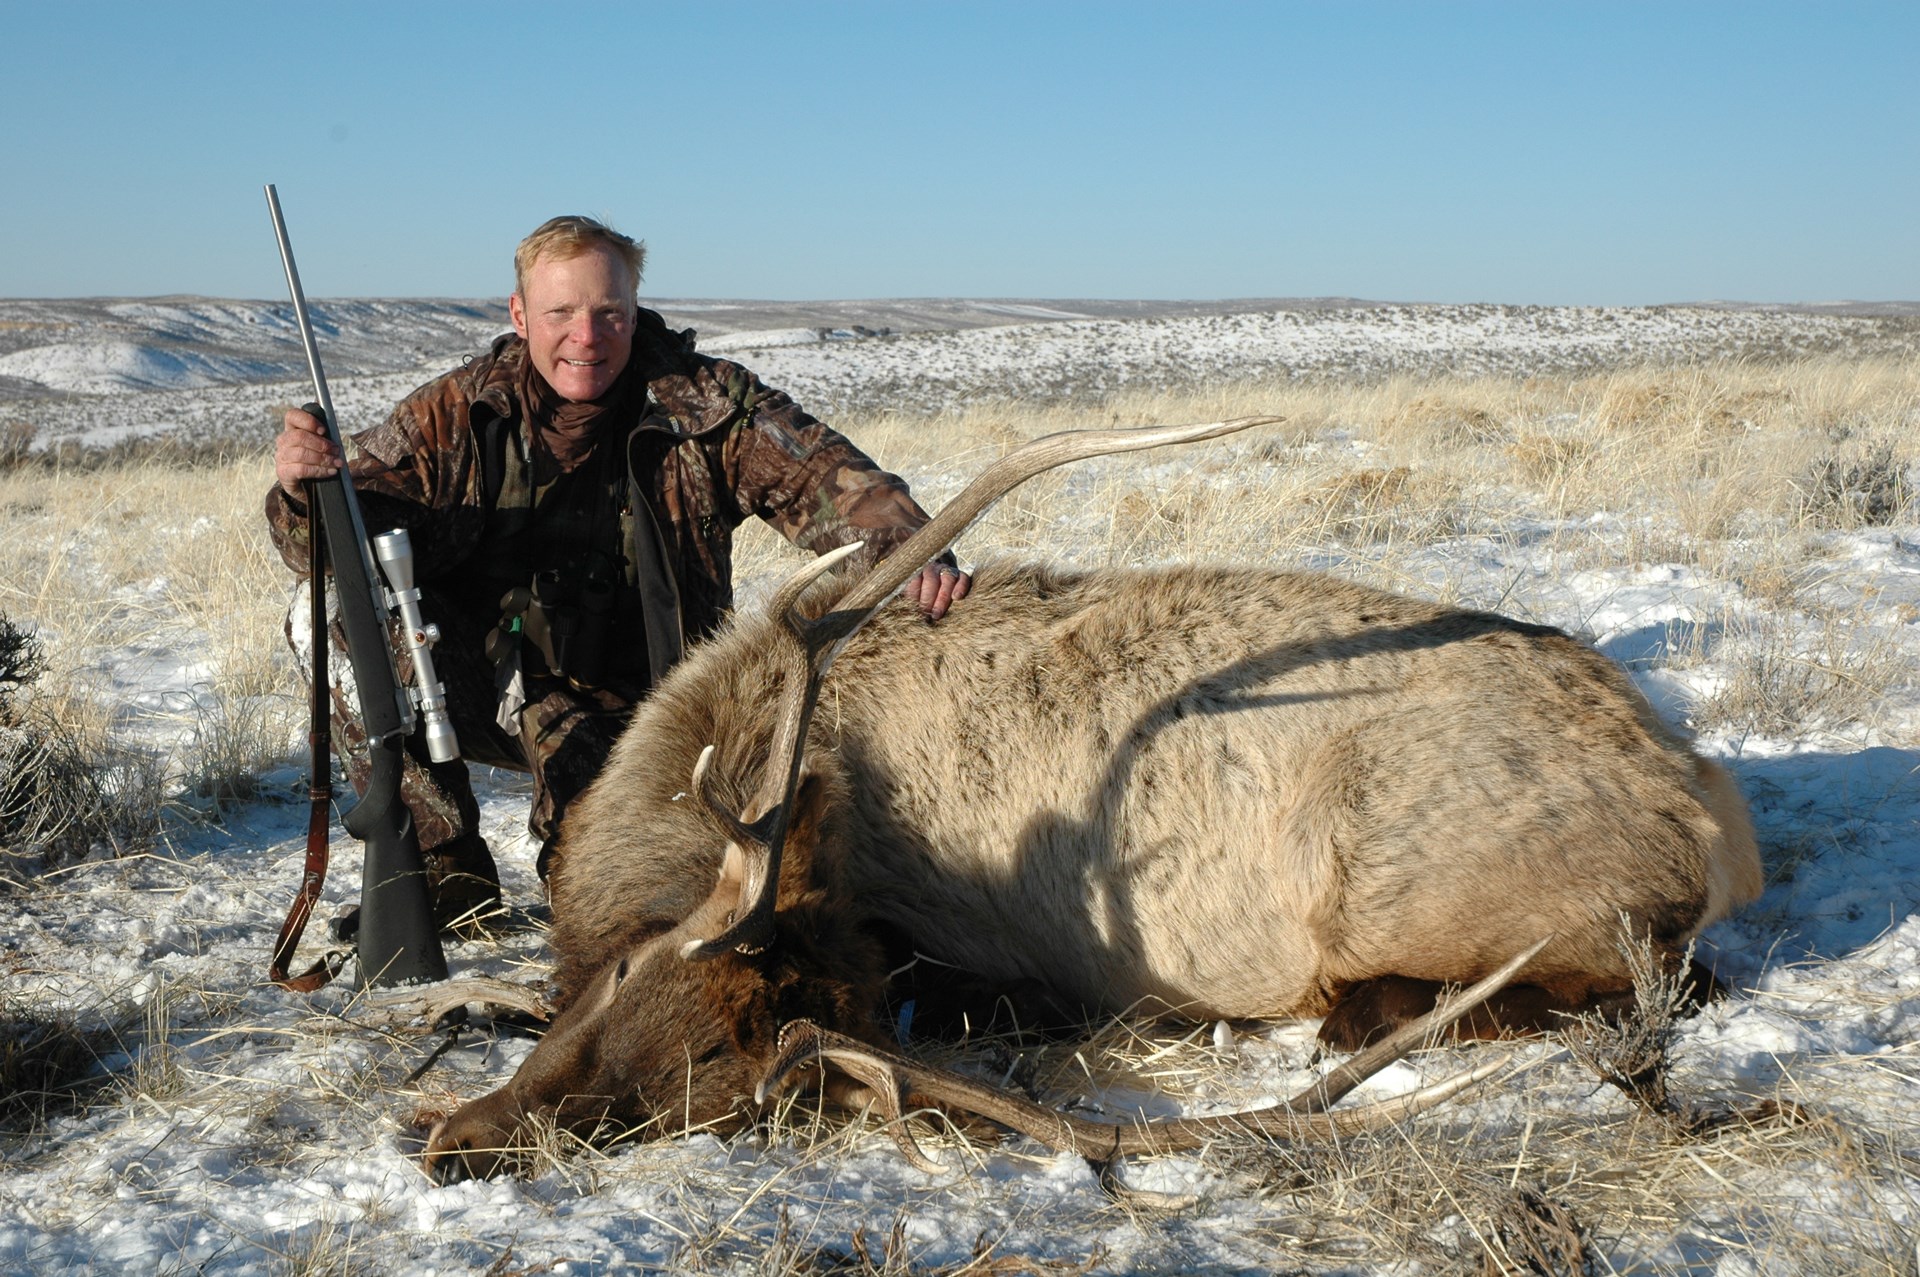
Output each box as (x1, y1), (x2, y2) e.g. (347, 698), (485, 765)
(2, 296), (1915, 449)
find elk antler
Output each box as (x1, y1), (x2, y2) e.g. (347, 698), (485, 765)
(756, 937), (1551, 1175)
(682, 415), (1284, 961)
(358, 977), (555, 1030)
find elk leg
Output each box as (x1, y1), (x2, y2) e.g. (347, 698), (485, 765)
(1317, 958), (1727, 1053)
(1320, 976), (1441, 1052)
(1318, 976), (1576, 1051)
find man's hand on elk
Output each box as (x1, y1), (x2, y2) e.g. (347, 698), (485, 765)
(904, 561), (971, 621)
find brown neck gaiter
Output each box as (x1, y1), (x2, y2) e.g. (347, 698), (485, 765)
(516, 348), (645, 474)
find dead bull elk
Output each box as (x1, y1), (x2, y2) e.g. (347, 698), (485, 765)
(424, 416), (1761, 1183)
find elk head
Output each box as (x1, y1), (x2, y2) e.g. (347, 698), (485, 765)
(422, 767), (887, 1184)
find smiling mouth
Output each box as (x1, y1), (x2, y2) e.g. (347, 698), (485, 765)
(563, 358), (604, 367)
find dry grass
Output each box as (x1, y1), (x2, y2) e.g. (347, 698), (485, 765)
(1690, 603), (1907, 739)
(0, 968), (203, 1135)
(0, 450), (302, 866)
(731, 353), (1920, 623)
(0, 613), (166, 871)
(669, 1207), (1111, 1275)
(685, 1002), (1916, 1274)
(0, 1001), (126, 1133)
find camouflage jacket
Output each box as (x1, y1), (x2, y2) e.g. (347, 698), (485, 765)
(265, 309), (938, 680)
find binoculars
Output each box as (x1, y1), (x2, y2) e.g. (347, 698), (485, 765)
(491, 557), (618, 690)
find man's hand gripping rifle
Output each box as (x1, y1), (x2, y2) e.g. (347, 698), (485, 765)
(265, 183), (453, 991)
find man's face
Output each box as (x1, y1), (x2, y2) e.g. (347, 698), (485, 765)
(509, 246), (637, 403)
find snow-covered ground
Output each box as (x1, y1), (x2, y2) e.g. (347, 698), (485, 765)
(1, 299), (1917, 1273)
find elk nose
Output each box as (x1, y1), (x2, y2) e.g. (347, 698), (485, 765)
(424, 1139), (496, 1185)
(422, 1120), (497, 1185)
(425, 1148), (470, 1186)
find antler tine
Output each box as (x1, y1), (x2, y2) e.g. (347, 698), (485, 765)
(833, 415), (1284, 621)
(759, 1019), (1079, 1169)
(684, 542), (869, 960)
(759, 1020), (954, 1173)
(764, 538), (868, 619)
(1286, 933), (1554, 1115)
(758, 1019), (1519, 1167)
(757, 936), (1547, 1170)
(689, 744), (757, 849)
(685, 417), (1282, 962)
(359, 977), (555, 1030)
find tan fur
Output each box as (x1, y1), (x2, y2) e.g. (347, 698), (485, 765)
(550, 559), (1760, 1019)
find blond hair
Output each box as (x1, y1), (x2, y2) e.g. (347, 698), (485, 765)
(514, 216), (647, 298)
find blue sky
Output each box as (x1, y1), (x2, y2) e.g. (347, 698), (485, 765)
(3, 2), (1914, 304)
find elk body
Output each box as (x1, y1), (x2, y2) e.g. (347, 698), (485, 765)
(424, 420), (1761, 1182)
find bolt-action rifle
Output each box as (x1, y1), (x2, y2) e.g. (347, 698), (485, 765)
(264, 184), (453, 990)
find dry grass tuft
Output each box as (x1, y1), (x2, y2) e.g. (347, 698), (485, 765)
(0, 451), (302, 862)
(0, 701), (111, 870)
(668, 1205), (1113, 1275)
(0, 612), (167, 872)
(1387, 391), (1514, 448)
(0, 1003), (125, 1133)
(1218, 1101), (1541, 1269)
(1505, 431), (1595, 486)
(1304, 465), (1415, 536)
(262, 1213), (382, 1277)
(1794, 440), (1914, 529)
(1561, 922), (1813, 1148)
(1690, 602), (1904, 737)
(1480, 1184), (1601, 1276)
(0, 420), (35, 472)
(0, 970), (206, 1134)
(686, 1208), (1109, 1276)
(1560, 925), (1698, 1120)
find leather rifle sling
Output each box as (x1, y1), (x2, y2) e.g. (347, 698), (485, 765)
(269, 483), (346, 991)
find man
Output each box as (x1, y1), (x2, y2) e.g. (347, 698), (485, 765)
(266, 216), (968, 929)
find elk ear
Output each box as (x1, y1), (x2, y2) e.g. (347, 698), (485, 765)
(683, 766), (836, 951)
(682, 843), (752, 945)
(773, 766), (835, 909)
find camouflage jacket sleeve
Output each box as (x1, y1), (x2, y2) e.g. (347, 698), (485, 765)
(659, 355), (941, 573)
(264, 368), (485, 578)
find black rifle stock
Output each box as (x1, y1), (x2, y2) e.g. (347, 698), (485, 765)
(266, 184), (448, 988)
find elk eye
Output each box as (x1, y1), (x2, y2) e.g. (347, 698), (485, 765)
(614, 957), (631, 984)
